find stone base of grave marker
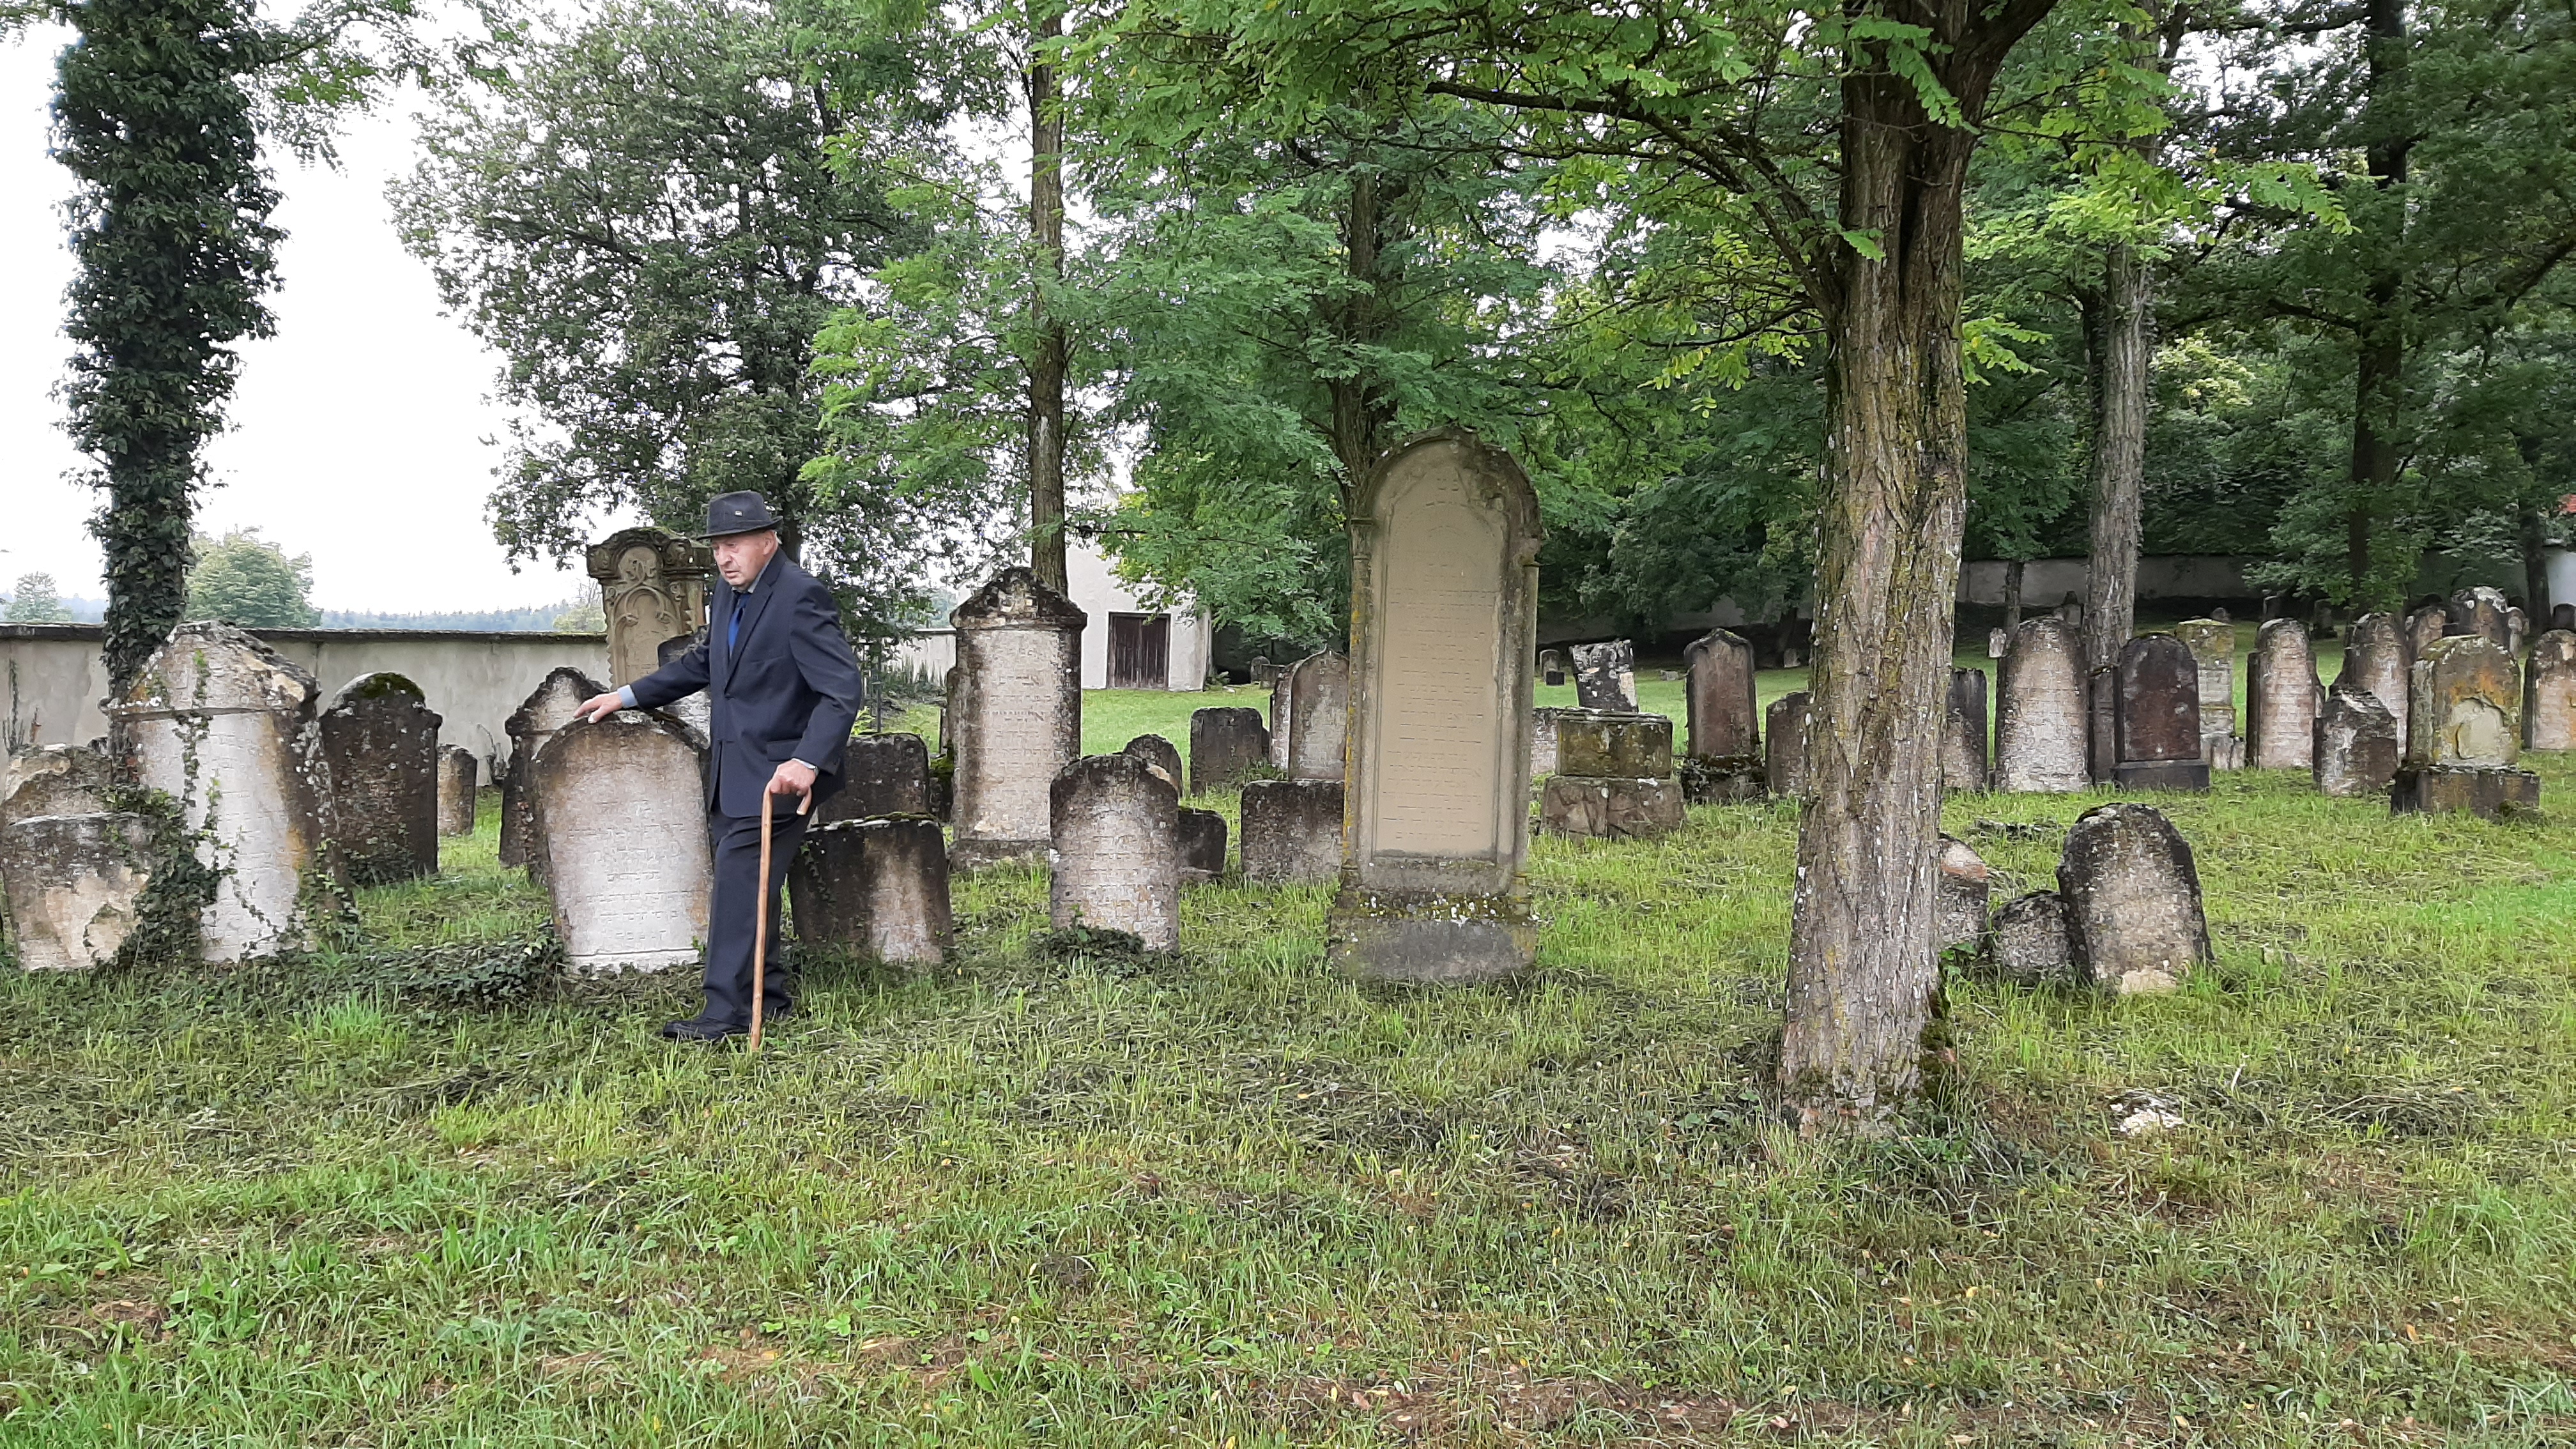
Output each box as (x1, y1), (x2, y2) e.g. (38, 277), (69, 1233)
(1179, 808), (1227, 882)
(436, 747), (478, 837)
(0, 813), (151, 970)
(1989, 891), (2072, 987)
(1937, 838), (1989, 958)
(791, 816), (951, 964)
(2390, 765), (2541, 819)
(2112, 760), (2211, 792)
(1327, 889), (1538, 984)
(1240, 779), (1343, 885)
(1678, 756), (1765, 804)
(1539, 776), (1686, 838)
(1556, 713), (1671, 778)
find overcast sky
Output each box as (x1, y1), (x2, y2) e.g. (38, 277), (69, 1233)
(1, 26), (604, 613)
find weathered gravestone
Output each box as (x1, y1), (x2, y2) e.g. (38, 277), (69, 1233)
(2112, 634), (2209, 791)
(436, 746), (478, 837)
(1120, 733), (1185, 790)
(1936, 836), (1989, 958)
(319, 672), (442, 884)
(1329, 430), (1542, 983)
(1240, 779), (1344, 885)
(2170, 618), (2241, 769)
(2313, 678), (2401, 797)
(1050, 753), (1180, 949)
(2245, 618), (2320, 770)
(501, 667), (608, 871)
(1190, 707), (1270, 793)
(2055, 593), (2083, 625)
(1540, 712), (1684, 839)
(2338, 612), (2411, 742)
(1570, 640), (1638, 713)
(1989, 891), (2072, 987)
(527, 710), (712, 972)
(1, 744), (111, 825)
(1179, 808), (1228, 882)
(1284, 651), (1350, 781)
(820, 732), (934, 822)
(1764, 691), (1811, 799)
(2394, 635), (2541, 816)
(1681, 629), (1763, 802)
(111, 623), (343, 961)
(0, 810), (150, 971)
(1942, 668), (1990, 793)
(586, 526), (713, 687)
(2524, 631), (2576, 750)
(1268, 663), (1295, 770)
(2404, 602), (2451, 661)
(790, 816), (951, 964)
(2448, 586), (2510, 650)
(1994, 616), (2089, 792)
(1527, 706), (1591, 778)
(1539, 648), (1568, 687)
(2508, 606), (2529, 656)
(2057, 802), (2209, 995)
(950, 567), (1084, 868)
(1988, 627), (2010, 660)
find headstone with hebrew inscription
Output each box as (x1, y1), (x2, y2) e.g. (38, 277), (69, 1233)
(1993, 617), (2089, 793)
(2171, 618), (2241, 769)
(436, 746), (479, 838)
(2339, 611), (2410, 743)
(949, 567), (1084, 869)
(110, 623), (344, 961)
(2245, 619), (2320, 770)
(1049, 753), (1180, 949)
(1284, 651), (1349, 781)
(586, 526), (713, 687)
(1241, 779), (1344, 885)
(2394, 635), (2540, 817)
(320, 672), (443, 884)
(1330, 431), (1541, 982)
(2112, 635), (2208, 792)
(527, 711), (712, 972)
(501, 666), (608, 871)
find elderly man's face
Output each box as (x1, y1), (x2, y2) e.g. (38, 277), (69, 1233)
(712, 530), (780, 588)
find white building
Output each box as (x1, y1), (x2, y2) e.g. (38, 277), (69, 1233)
(892, 542), (1211, 691)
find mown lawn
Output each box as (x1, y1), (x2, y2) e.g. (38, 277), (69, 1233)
(3, 687), (2571, 1447)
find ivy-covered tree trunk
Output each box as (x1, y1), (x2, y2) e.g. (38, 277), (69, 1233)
(57, 0), (279, 700)
(1027, 0), (1071, 594)
(2083, 243), (2151, 673)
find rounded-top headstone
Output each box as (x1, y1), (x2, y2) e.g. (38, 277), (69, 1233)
(1121, 733), (1185, 791)
(1049, 753), (1181, 950)
(526, 710), (714, 973)
(2526, 630), (2576, 751)
(2057, 802), (2209, 995)
(1682, 629), (1758, 760)
(502, 666), (611, 870)
(2448, 586), (2510, 650)
(1189, 707), (1269, 793)
(1283, 651), (1351, 781)
(321, 671), (443, 885)
(2338, 611), (2410, 740)
(2115, 634), (2202, 764)
(1764, 692), (1811, 798)
(1994, 616), (2089, 792)
(2245, 618), (2320, 770)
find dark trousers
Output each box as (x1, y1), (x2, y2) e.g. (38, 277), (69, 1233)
(702, 805), (807, 1025)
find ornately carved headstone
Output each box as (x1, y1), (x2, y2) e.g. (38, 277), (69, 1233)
(2447, 585), (2510, 651)
(1570, 640), (1638, 713)
(0, 811), (151, 970)
(586, 526), (713, 687)
(319, 672), (443, 884)
(436, 746), (478, 837)
(2338, 611), (2411, 742)
(1993, 616), (2089, 793)
(1329, 430), (1541, 982)
(1942, 667), (1990, 793)
(1049, 753), (1181, 949)
(1241, 779), (1344, 885)
(2394, 635), (2541, 816)
(2244, 618), (2320, 770)
(2313, 678), (2400, 797)
(111, 623), (344, 962)
(1190, 707), (1270, 793)
(501, 666), (608, 871)
(820, 732), (935, 822)
(2171, 617), (2241, 769)
(1284, 651), (1350, 781)
(1539, 712), (1684, 838)
(527, 710), (712, 972)
(2057, 802), (2209, 995)
(1764, 691), (1811, 799)
(2112, 634), (2208, 791)
(950, 567), (1085, 868)
(2523, 630), (2576, 750)
(790, 816), (951, 964)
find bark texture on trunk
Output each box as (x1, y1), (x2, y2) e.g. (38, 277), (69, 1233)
(2345, 0), (2409, 606)
(2083, 243), (2151, 673)
(1327, 169), (1400, 503)
(1027, 1), (1070, 595)
(2002, 559), (2024, 632)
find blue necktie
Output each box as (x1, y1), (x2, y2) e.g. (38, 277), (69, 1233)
(728, 596), (744, 654)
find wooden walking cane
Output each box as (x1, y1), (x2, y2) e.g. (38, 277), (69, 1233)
(749, 786), (811, 1054)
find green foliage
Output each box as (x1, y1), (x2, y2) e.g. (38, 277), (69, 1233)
(184, 528), (319, 628)
(3, 572), (75, 624)
(550, 598), (606, 634)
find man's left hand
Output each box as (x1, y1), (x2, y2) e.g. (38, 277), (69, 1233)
(767, 759), (818, 805)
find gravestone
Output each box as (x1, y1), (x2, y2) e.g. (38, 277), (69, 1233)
(0, 812), (150, 970)
(586, 526), (713, 687)
(2245, 619), (2320, 770)
(1764, 692), (1811, 799)
(2055, 593), (2083, 625)
(1329, 429), (1542, 982)
(1936, 836), (1989, 958)
(1179, 808), (1228, 882)
(1942, 668), (1990, 793)
(1, 744), (111, 825)
(949, 567), (1085, 868)
(790, 816), (951, 964)
(319, 672), (442, 885)
(652, 634), (713, 740)
(1049, 753), (1180, 949)
(1993, 617), (2089, 792)
(1989, 892), (2072, 987)
(2555, 604), (2576, 634)
(821, 732), (935, 822)
(526, 710), (712, 972)
(1540, 712), (1684, 839)
(2404, 603), (2450, 661)
(2508, 606), (2529, 657)
(1540, 648), (1568, 687)
(1268, 663), (1295, 769)
(1119, 733), (1184, 791)
(1987, 627), (2009, 659)
(110, 623), (342, 962)
(501, 666), (609, 870)
(1528, 705), (1595, 778)
(2112, 634), (2209, 791)
(436, 746), (478, 837)
(2394, 635), (2541, 817)
(2338, 612), (2410, 742)
(2170, 618), (2241, 769)
(1240, 779), (1344, 885)
(2526, 630), (2576, 749)
(1683, 629), (1759, 761)
(1284, 652), (1350, 781)
(2313, 678), (2400, 797)
(1190, 707), (1270, 793)
(2448, 586), (2510, 650)
(2087, 664), (2118, 786)
(1570, 640), (1638, 713)
(2057, 802), (2209, 995)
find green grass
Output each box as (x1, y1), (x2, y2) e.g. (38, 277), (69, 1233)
(5, 711), (2575, 1446)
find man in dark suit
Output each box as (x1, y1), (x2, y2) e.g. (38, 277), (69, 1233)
(572, 492), (864, 1041)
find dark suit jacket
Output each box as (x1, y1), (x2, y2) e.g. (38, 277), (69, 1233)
(627, 551), (864, 818)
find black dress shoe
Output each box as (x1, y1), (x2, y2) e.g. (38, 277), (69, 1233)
(661, 1016), (746, 1041)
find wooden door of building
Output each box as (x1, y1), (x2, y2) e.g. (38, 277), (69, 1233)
(1108, 613), (1170, 689)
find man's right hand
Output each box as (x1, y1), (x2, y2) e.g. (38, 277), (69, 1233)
(572, 691), (626, 724)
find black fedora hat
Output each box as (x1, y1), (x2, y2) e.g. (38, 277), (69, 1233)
(696, 491), (780, 539)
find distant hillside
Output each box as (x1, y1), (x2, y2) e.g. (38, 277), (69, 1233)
(314, 601), (597, 632)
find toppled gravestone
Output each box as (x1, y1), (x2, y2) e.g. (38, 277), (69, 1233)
(2057, 802), (2210, 995)
(1050, 753), (1181, 950)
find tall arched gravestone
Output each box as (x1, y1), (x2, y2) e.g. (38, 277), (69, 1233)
(2171, 617), (2241, 769)
(586, 526), (712, 687)
(1330, 430), (1542, 983)
(949, 567), (1084, 869)
(501, 667), (609, 874)
(2246, 619), (2320, 770)
(1994, 616), (2089, 793)
(320, 672), (443, 884)
(2112, 634), (2207, 792)
(1682, 628), (1765, 802)
(2340, 611), (2411, 743)
(1284, 650), (1351, 782)
(111, 622), (345, 962)
(527, 710), (712, 972)
(2524, 630), (2576, 750)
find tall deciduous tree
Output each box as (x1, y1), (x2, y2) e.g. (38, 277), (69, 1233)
(185, 528), (320, 627)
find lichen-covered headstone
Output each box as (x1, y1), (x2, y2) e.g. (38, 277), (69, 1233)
(951, 567), (1085, 868)
(2112, 634), (2208, 792)
(1942, 668), (1990, 793)
(790, 816), (951, 964)
(320, 672), (442, 885)
(2522, 630), (2576, 750)
(527, 711), (712, 972)
(1120, 733), (1184, 791)
(1267, 663), (1295, 770)
(2057, 802), (2209, 995)
(1049, 753), (1180, 950)
(1284, 652), (1350, 781)
(1330, 430), (1541, 982)
(1241, 779), (1344, 885)
(2245, 618), (2320, 770)
(1570, 640), (1638, 713)
(111, 623), (344, 962)
(1540, 712), (1683, 839)
(1989, 891), (2071, 987)
(502, 666), (608, 870)
(822, 732), (935, 822)
(2313, 678), (2400, 797)
(1763, 691), (1811, 799)
(2404, 603), (2450, 661)
(2394, 635), (2541, 816)
(1936, 836), (1989, 958)
(2448, 586), (2510, 651)
(0, 812), (151, 970)
(2171, 617), (2241, 769)
(2338, 612), (2410, 742)
(1189, 707), (1269, 793)
(1179, 808), (1228, 882)
(1994, 616), (2089, 792)
(436, 746), (478, 838)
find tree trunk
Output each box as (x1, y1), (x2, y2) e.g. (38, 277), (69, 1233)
(2521, 503), (2551, 620)
(1777, 68), (1981, 1132)
(2002, 558), (2025, 633)
(1026, 0), (1070, 595)
(1326, 167), (1400, 505)
(2083, 243), (2151, 672)
(2345, 0), (2409, 608)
